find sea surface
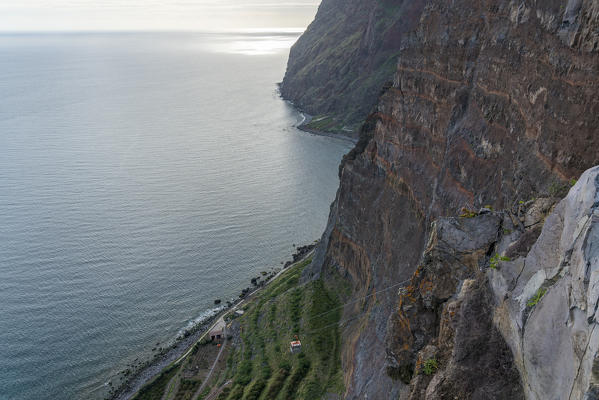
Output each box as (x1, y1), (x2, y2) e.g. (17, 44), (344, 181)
(0, 32), (351, 400)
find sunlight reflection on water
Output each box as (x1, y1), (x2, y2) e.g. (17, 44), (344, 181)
(210, 32), (300, 55)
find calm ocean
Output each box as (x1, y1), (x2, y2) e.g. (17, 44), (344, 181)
(0, 32), (351, 399)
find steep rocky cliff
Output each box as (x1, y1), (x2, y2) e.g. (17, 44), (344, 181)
(280, 0), (426, 133)
(283, 0), (599, 398)
(388, 167), (599, 399)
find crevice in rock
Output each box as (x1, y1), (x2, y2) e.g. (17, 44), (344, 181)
(569, 324), (598, 400)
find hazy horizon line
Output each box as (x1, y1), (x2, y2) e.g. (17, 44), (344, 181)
(0, 27), (307, 35)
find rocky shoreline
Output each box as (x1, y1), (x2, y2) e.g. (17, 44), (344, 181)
(109, 312), (221, 400)
(106, 243), (317, 400)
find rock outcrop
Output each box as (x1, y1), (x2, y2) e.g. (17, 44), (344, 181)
(387, 213), (525, 400)
(492, 167), (599, 399)
(283, 0), (599, 398)
(388, 167), (599, 399)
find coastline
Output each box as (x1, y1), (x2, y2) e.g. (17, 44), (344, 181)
(295, 113), (358, 144)
(105, 96), (345, 400)
(109, 244), (316, 400)
(110, 310), (223, 400)
(277, 84), (358, 144)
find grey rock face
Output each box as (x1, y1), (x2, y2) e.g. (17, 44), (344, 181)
(558, 0), (599, 52)
(386, 213), (525, 399)
(386, 166), (599, 398)
(490, 166), (599, 399)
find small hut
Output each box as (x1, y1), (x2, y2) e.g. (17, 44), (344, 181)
(290, 340), (302, 354)
(209, 319), (226, 342)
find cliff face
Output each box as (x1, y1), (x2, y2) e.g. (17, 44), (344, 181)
(492, 168), (599, 399)
(388, 167), (599, 399)
(388, 211), (526, 399)
(280, 0), (426, 132)
(284, 0), (599, 398)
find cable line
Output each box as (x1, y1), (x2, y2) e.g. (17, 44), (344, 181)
(303, 277), (413, 323)
(303, 310), (371, 335)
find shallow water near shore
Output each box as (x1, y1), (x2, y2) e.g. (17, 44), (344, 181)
(0, 32), (351, 399)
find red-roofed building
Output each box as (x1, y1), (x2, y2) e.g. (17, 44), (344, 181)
(290, 340), (302, 354)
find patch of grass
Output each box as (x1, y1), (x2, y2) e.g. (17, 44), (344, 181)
(181, 259), (316, 400)
(490, 253), (511, 269)
(216, 386), (231, 400)
(305, 115), (339, 132)
(289, 288), (303, 334)
(132, 364), (179, 400)
(225, 384), (244, 400)
(302, 376), (321, 399)
(263, 361), (291, 399)
(308, 280), (341, 368)
(284, 354), (311, 398)
(268, 302), (277, 324)
(422, 359), (438, 376)
(196, 385), (211, 400)
(549, 181), (569, 197)
(244, 377), (267, 400)
(265, 257), (311, 299)
(527, 287), (547, 308)
(173, 378), (201, 400)
(460, 207), (478, 218)
(234, 359), (252, 386)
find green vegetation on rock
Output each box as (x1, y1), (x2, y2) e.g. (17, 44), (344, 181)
(490, 254), (511, 269)
(128, 253), (340, 400)
(527, 287), (547, 308)
(422, 359), (438, 376)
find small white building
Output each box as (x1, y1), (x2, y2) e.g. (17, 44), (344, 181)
(290, 340), (302, 354)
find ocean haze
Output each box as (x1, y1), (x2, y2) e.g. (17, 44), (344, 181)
(0, 32), (351, 399)
(1, 1), (320, 32)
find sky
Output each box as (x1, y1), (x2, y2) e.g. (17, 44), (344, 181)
(1, 0), (321, 32)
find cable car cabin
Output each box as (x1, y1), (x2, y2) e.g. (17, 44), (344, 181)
(290, 340), (302, 354)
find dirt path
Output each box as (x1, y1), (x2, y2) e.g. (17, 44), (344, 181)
(161, 372), (180, 400)
(203, 380), (232, 400)
(192, 335), (227, 400)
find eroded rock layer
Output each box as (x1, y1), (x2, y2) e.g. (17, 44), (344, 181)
(287, 0), (599, 398)
(389, 167), (599, 399)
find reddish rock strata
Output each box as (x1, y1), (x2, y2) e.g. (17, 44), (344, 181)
(286, 0), (599, 398)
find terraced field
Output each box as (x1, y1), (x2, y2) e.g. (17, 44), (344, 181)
(214, 256), (343, 400)
(132, 255), (344, 400)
